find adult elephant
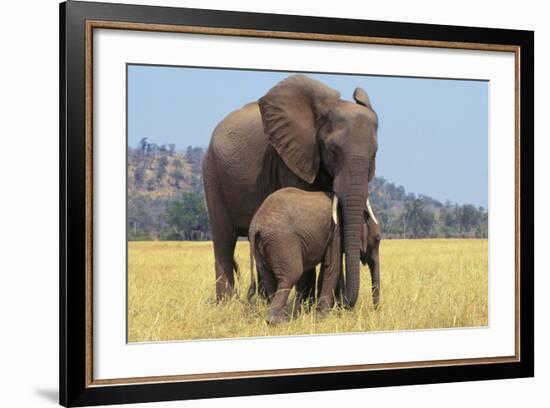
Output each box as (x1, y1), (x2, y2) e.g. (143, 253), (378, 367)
(203, 74), (379, 308)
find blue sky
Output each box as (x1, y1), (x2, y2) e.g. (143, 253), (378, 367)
(128, 65), (488, 208)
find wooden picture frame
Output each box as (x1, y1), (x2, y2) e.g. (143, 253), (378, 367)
(60, 1), (534, 406)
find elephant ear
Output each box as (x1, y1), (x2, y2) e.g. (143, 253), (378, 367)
(353, 87), (372, 109)
(258, 75), (340, 184)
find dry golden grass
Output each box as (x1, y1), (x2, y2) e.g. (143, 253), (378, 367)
(127, 239), (488, 342)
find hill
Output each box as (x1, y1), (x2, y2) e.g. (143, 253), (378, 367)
(127, 139), (487, 240)
(127, 140), (206, 240)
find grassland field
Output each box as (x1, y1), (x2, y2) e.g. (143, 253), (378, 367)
(127, 239), (488, 342)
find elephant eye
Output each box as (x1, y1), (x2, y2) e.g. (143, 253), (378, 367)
(333, 122), (347, 131)
(328, 143), (342, 159)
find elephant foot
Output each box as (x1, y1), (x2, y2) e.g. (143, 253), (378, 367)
(215, 294), (238, 305)
(372, 289), (380, 309)
(316, 305), (331, 320)
(204, 294), (218, 305)
(215, 283), (236, 302)
(247, 287), (256, 303)
(286, 300), (307, 319)
(266, 309), (288, 325)
(284, 302), (295, 316)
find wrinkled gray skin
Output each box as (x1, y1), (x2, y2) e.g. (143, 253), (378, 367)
(361, 213), (381, 307)
(203, 75), (378, 307)
(247, 188), (381, 324)
(247, 188), (342, 324)
(332, 207), (381, 308)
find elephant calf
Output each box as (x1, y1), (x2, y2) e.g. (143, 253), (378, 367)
(360, 203), (381, 308)
(248, 187), (381, 325)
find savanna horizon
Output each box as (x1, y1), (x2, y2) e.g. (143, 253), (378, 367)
(127, 238), (488, 342)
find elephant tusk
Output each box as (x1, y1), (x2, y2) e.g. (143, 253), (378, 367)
(332, 195), (339, 225)
(366, 197), (378, 225)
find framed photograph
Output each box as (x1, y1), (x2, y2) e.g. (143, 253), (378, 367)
(60, 1), (534, 406)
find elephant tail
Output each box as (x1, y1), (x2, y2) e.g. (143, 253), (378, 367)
(247, 230), (259, 302)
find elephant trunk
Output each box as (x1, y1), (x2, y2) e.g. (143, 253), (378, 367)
(342, 197), (365, 309)
(369, 256), (380, 308)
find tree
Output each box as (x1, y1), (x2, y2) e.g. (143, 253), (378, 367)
(146, 178), (156, 192)
(146, 142), (158, 160)
(155, 155), (168, 182)
(403, 199), (435, 238)
(133, 165), (145, 189)
(139, 137), (148, 152)
(185, 145), (194, 162)
(127, 196), (152, 240)
(402, 201), (411, 238)
(458, 204), (481, 237)
(126, 143), (489, 240)
(479, 212), (489, 238)
(185, 146), (204, 174)
(415, 204), (435, 237)
(163, 192), (209, 240)
(169, 159), (185, 188)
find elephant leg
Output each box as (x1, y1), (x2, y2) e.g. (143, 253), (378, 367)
(316, 266), (324, 300)
(267, 281), (293, 325)
(247, 244), (269, 302)
(367, 252), (380, 308)
(258, 279), (268, 300)
(246, 277), (257, 303)
(256, 268), (269, 300)
(212, 229), (237, 301)
(334, 273), (345, 307)
(295, 268), (316, 314)
(207, 201), (237, 301)
(317, 263), (341, 318)
(267, 263), (302, 325)
(257, 258), (277, 302)
(203, 164), (238, 301)
(317, 225), (343, 318)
